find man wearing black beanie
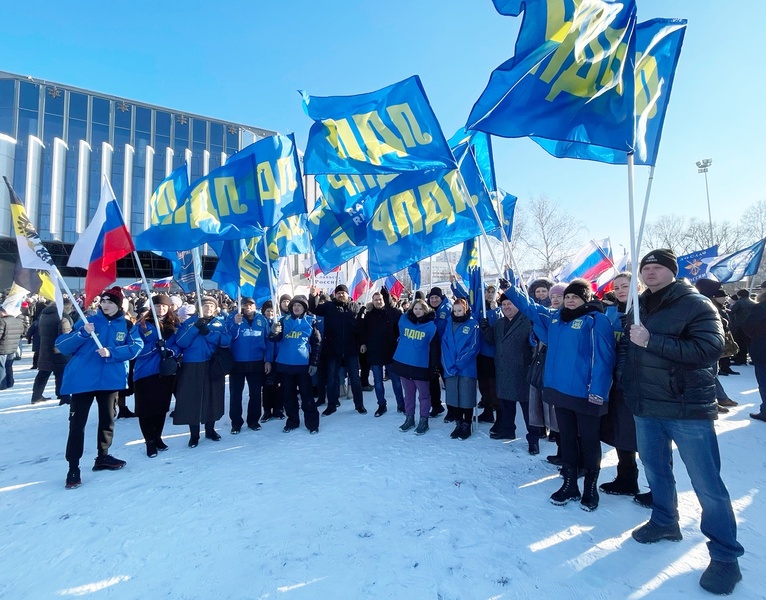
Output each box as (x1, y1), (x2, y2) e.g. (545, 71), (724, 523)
(621, 249), (744, 595)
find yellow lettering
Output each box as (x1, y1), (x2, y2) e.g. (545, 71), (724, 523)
(371, 201), (397, 245)
(214, 176), (247, 216)
(386, 103), (433, 147)
(389, 189), (423, 239)
(324, 117), (365, 162)
(404, 328), (426, 341)
(352, 111), (406, 166)
(151, 179), (178, 225)
(419, 178), (456, 235)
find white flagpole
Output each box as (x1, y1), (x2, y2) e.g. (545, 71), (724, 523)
(132, 250), (161, 332)
(477, 239), (487, 319)
(263, 233), (277, 311)
(191, 247), (204, 314)
(52, 269), (104, 349)
(627, 154), (641, 325)
(635, 165), (656, 256)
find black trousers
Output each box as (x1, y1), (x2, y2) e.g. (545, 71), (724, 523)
(229, 371), (264, 429)
(555, 405), (602, 472)
(477, 354), (498, 410)
(138, 414), (167, 444)
(497, 399), (535, 442)
(32, 368), (69, 402)
(280, 372), (319, 431)
(429, 370), (442, 408)
(65, 391), (118, 466)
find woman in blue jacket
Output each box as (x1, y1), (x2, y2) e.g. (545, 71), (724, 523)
(391, 299), (439, 435)
(270, 296), (321, 434)
(506, 278), (615, 511)
(173, 296), (232, 447)
(56, 287), (144, 489)
(133, 295), (178, 458)
(441, 298), (481, 440)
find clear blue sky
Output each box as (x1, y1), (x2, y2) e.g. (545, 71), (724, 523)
(3, 0), (763, 256)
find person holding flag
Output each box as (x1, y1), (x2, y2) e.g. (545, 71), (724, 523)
(56, 287), (144, 489)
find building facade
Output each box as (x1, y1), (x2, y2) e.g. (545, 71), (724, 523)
(0, 70), (280, 285)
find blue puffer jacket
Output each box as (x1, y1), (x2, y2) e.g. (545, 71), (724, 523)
(432, 296), (452, 339)
(174, 314), (230, 363)
(441, 314), (481, 378)
(270, 314), (321, 370)
(56, 310), (144, 395)
(228, 313), (275, 363)
(450, 280), (499, 357)
(506, 286), (615, 400)
(133, 321), (177, 381)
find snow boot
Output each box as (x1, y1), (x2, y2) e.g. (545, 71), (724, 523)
(400, 415), (416, 432)
(631, 520), (682, 544)
(699, 559), (742, 596)
(634, 491), (653, 508)
(456, 421), (472, 440)
(450, 420), (463, 439)
(600, 462), (639, 496)
(477, 408), (494, 423)
(550, 467), (581, 505)
(580, 469), (600, 511)
(146, 441), (158, 458)
(414, 417), (430, 435)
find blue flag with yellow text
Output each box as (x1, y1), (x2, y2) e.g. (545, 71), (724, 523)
(145, 164), (190, 228)
(488, 189), (517, 242)
(225, 133), (307, 223)
(307, 196), (366, 273)
(449, 128), (496, 193)
(302, 76), (456, 175)
(316, 172), (398, 233)
(365, 160), (500, 280)
(531, 18), (687, 165)
(258, 214), (311, 262)
(468, 0), (638, 156)
(212, 237), (278, 305)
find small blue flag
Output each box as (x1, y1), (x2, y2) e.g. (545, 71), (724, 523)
(302, 75), (456, 175)
(408, 262), (421, 290)
(448, 128), (496, 193)
(455, 238), (484, 316)
(468, 1), (638, 156)
(307, 196), (366, 273)
(155, 248), (201, 293)
(677, 245), (718, 284)
(708, 239), (766, 284)
(212, 237), (278, 305)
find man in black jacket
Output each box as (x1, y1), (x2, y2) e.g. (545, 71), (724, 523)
(620, 249), (744, 596)
(309, 284), (366, 415)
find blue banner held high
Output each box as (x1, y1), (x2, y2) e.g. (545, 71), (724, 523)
(531, 18), (687, 165)
(677, 245), (718, 284)
(708, 240), (766, 284)
(258, 214), (311, 262)
(307, 196), (366, 273)
(488, 189), (517, 243)
(212, 237), (278, 305)
(448, 127), (496, 193)
(467, 0), (638, 157)
(302, 75), (456, 175)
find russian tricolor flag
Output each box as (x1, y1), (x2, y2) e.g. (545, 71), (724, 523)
(384, 274), (405, 298)
(558, 239), (614, 283)
(68, 176), (135, 302)
(153, 277), (173, 289)
(348, 258), (371, 302)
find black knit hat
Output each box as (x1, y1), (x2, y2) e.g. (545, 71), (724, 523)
(428, 287), (443, 299)
(640, 248), (678, 276)
(279, 294), (292, 304)
(713, 288), (728, 299)
(334, 284), (349, 294)
(563, 279), (592, 304)
(290, 295), (309, 314)
(152, 294), (173, 307)
(414, 290), (426, 301)
(260, 300), (273, 314)
(241, 297), (256, 305)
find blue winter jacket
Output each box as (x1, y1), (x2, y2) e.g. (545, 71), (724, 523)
(432, 296), (452, 339)
(506, 286), (615, 400)
(270, 315), (321, 369)
(228, 313), (275, 364)
(56, 311), (143, 395)
(441, 314), (481, 378)
(174, 314), (230, 363)
(451, 280), (499, 357)
(133, 322), (177, 381)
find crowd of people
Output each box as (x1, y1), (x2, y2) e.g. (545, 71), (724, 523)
(3, 246), (763, 595)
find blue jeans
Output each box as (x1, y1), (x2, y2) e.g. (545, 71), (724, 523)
(370, 364), (403, 409)
(327, 354), (363, 409)
(635, 416), (744, 562)
(754, 362), (766, 414)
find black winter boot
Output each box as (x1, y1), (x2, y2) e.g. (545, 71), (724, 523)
(550, 467), (581, 505)
(580, 469), (600, 511)
(699, 559), (742, 595)
(600, 458), (639, 496)
(400, 415), (416, 432)
(546, 435), (562, 465)
(414, 417), (429, 435)
(477, 408), (494, 423)
(450, 420), (463, 439)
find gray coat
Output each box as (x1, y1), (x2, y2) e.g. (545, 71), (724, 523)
(482, 312), (533, 402)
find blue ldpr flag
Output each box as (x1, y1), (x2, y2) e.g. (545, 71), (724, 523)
(448, 128), (496, 193)
(708, 239), (766, 284)
(677, 245), (718, 284)
(257, 214), (311, 262)
(408, 262), (421, 290)
(316, 172), (397, 231)
(531, 18), (687, 165)
(467, 0), (638, 156)
(225, 133), (307, 224)
(365, 156), (500, 280)
(134, 155), (265, 252)
(155, 248), (201, 293)
(307, 196), (366, 273)
(212, 237), (277, 305)
(302, 75), (456, 175)
(144, 164), (189, 228)
(455, 238), (483, 316)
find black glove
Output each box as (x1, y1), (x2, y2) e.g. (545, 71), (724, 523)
(479, 318), (490, 330)
(358, 306), (367, 315)
(499, 278), (511, 291)
(194, 319), (210, 335)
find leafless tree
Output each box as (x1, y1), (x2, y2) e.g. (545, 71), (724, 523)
(641, 214), (689, 254)
(739, 200), (766, 244)
(513, 195), (583, 273)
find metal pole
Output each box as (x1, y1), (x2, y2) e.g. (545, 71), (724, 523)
(627, 154), (641, 325)
(704, 170), (714, 246)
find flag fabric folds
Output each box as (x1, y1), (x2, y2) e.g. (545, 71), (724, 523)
(12, 262), (57, 303)
(365, 155), (500, 280)
(467, 0), (638, 157)
(146, 164), (190, 228)
(677, 245), (718, 284)
(302, 76), (456, 175)
(154, 249), (201, 294)
(488, 189), (518, 243)
(595, 252), (629, 294)
(212, 237), (278, 306)
(708, 240), (766, 284)
(307, 196), (366, 273)
(455, 238), (484, 316)
(448, 128), (496, 193)
(531, 17), (687, 165)
(123, 281), (143, 291)
(259, 214), (311, 262)
(408, 262), (421, 291)
(1, 282), (30, 316)
(4, 176), (64, 314)
(384, 274), (405, 298)
(152, 277), (173, 289)
(68, 177), (135, 303)
(557, 239), (614, 282)
(347, 258), (371, 302)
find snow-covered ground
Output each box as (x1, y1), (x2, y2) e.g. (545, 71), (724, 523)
(1, 349), (763, 600)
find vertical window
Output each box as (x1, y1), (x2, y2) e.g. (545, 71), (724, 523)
(0, 79), (15, 136)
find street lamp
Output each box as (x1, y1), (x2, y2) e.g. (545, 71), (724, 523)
(696, 158), (714, 246)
